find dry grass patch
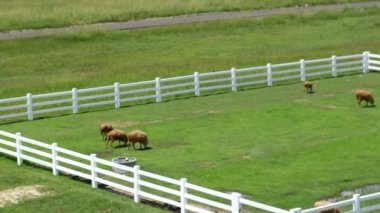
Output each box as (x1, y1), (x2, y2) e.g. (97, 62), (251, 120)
(0, 185), (52, 208)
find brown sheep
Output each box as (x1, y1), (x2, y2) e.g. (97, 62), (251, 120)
(356, 90), (375, 107)
(100, 123), (114, 141)
(127, 130), (148, 150)
(304, 81), (313, 94)
(314, 200), (341, 213)
(106, 129), (128, 148)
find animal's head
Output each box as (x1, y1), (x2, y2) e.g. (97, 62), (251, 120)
(369, 95), (375, 104)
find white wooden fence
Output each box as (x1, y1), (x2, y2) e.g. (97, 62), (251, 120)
(0, 130), (289, 213)
(1, 130), (380, 213)
(1, 52), (380, 122)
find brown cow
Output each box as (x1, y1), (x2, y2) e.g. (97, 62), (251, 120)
(100, 123), (114, 141)
(304, 81), (313, 94)
(127, 130), (148, 150)
(314, 200), (341, 213)
(106, 129), (128, 148)
(355, 90), (375, 107)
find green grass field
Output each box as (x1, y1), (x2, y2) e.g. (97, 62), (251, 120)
(1, 72), (380, 211)
(1, 4), (380, 213)
(0, 0), (371, 31)
(0, 7), (380, 99)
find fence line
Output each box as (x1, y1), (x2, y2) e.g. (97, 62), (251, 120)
(0, 130), (289, 213)
(1, 130), (380, 212)
(1, 52), (379, 122)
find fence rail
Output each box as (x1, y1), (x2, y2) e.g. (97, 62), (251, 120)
(1, 52), (379, 122)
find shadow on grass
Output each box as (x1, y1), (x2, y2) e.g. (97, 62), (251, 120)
(113, 144), (153, 151)
(360, 104), (376, 108)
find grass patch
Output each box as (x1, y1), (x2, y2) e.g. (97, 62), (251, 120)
(0, 0), (372, 31)
(0, 8), (380, 98)
(0, 156), (164, 212)
(1, 73), (380, 210)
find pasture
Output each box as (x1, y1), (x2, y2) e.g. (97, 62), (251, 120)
(1, 4), (380, 213)
(1, 72), (380, 211)
(1, 7), (380, 99)
(0, 0), (371, 31)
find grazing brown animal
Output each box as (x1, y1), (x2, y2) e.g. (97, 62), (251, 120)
(304, 81), (313, 94)
(100, 123), (114, 141)
(127, 130), (148, 150)
(355, 90), (375, 106)
(106, 129), (128, 148)
(314, 200), (341, 213)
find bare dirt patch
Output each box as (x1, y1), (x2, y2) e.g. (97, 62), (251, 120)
(0, 185), (51, 208)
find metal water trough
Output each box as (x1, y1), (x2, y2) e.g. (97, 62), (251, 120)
(112, 157), (137, 174)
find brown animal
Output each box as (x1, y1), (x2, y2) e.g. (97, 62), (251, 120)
(106, 129), (128, 148)
(356, 90), (375, 106)
(127, 130), (148, 150)
(314, 200), (341, 213)
(304, 81), (313, 94)
(100, 123), (114, 141)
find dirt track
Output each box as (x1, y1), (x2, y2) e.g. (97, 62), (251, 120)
(0, 1), (379, 40)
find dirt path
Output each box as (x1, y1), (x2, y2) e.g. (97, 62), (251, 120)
(0, 1), (379, 40)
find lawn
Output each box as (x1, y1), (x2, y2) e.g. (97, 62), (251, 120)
(1, 72), (380, 211)
(1, 4), (380, 213)
(0, 156), (166, 212)
(0, 0), (372, 31)
(0, 7), (380, 99)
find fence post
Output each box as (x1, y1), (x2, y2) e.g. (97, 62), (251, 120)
(352, 194), (361, 213)
(26, 93), (33, 121)
(194, 72), (200, 96)
(90, 154), (98, 189)
(180, 178), (187, 213)
(16, 132), (23, 166)
(231, 68), (237, 92)
(332, 55), (337, 77)
(51, 143), (58, 176)
(114, 82), (121, 109)
(133, 165), (141, 203)
(300, 59), (306, 81)
(267, 63), (273, 86)
(231, 192), (241, 213)
(155, 77), (161, 103)
(72, 88), (78, 114)
(363, 51), (370, 73)
(290, 208), (302, 213)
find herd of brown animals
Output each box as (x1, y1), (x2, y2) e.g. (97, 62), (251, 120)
(100, 123), (148, 150)
(304, 81), (375, 107)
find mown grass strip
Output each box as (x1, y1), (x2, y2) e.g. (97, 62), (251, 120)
(0, 0), (373, 31)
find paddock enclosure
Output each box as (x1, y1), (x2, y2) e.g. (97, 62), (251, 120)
(1, 52), (380, 212)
